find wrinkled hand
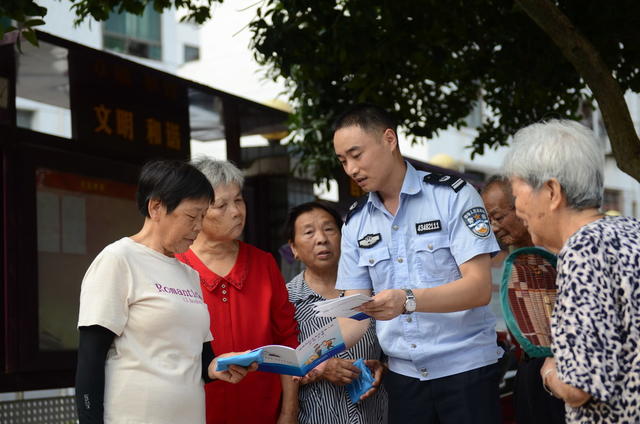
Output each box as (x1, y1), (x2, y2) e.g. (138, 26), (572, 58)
(321, 358), (361, 386)
(296, 360), (327, 385)
(359, 360), (386, 401)
(208, 351), (258, 384)
(356, 289), (406, 320)
(540, 357), (556, 374)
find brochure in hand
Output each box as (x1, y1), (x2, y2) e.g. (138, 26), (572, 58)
(345, 358), (375, 404)
(312, 293), (373, 320)
(215, 319), (345, 377)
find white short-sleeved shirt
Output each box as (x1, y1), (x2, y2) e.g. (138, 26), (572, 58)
(337, 162), (502, 380)
(78, 237), (212, 424)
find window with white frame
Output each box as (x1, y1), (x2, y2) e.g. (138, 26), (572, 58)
(103, 4), (162, 60)
(183, 44), (200, 62)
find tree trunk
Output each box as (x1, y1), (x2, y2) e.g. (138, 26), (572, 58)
(517, 0), (640, 183)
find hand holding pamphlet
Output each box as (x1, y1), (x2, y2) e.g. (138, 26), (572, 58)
(345, 358), (375, 403)
(215, 319), (345, 377)
(312, 293), (373, 320)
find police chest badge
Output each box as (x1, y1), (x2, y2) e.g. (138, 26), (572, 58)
(358, 233), (381, 248)
(415, 220), (441, 234)
(462, 207), (491, 238)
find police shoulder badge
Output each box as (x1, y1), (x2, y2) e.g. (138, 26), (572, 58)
(358, 233), (382, 248)
(345, 195), (368, 224)
(462, 207), (491, 238)
(423, 173), (466, 193)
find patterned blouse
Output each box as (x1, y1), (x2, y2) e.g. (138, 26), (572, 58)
(552, 216), (640, 424)
(287, 272), (388, 424)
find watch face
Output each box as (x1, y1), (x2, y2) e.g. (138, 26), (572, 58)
(406, 298), (417, 312)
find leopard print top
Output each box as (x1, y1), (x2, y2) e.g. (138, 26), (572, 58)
(552, 216), (640, 423)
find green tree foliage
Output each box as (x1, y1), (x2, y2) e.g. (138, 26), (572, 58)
(3, 0), (640, 182)
(250, 0), (640, 182)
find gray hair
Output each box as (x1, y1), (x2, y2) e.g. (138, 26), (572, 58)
(191, 158), (244, 190)
(482, 174), (515, 207)
(502, 119), (604, 210)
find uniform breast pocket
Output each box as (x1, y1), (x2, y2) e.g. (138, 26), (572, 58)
(412, 235), (457, 283)
(358, 246), (391, 284)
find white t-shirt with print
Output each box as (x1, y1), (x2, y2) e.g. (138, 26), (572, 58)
(78, 237), (212, 424)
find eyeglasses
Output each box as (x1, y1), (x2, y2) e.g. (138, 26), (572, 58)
(489, 207), (515, 225)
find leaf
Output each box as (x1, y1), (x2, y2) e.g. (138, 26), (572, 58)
(22, 28), (39, 47)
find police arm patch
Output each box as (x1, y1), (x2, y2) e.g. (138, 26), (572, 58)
(358, 233), (382, 248)
(462, 207), (491, 238)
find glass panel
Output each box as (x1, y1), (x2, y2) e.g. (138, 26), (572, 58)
(16, 109), (34, 129)
(103, 4), (161, 59)
(36, 168), (142, 350)
(188, 88), (224, 141)
(103, 35), (126, 53)
(127, 39), (150, 58)
(104, 12), (126, 34)
(148, 44), (162, 61)
(184, 45), (199, 62)
(125, 4), (160, 41)
(16, 41), (71, 138)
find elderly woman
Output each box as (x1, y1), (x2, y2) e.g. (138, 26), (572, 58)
(285, 201), (388, 423)
(76, 160), (254, 424)
(503, 120), (640, 424)
(176, 158), (299, 424)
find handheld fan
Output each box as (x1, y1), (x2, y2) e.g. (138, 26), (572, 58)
(500, 247), (558, 358)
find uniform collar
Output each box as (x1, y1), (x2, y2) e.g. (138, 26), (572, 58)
(367, 161), (421, 209)
(400, 162), (422, 196)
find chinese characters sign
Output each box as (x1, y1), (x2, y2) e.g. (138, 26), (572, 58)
(69, 49), (189, 159)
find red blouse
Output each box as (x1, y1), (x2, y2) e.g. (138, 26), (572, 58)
(177, 241), (299, 424)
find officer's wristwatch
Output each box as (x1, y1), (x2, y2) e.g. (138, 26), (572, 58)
(402, 288), (416, 314)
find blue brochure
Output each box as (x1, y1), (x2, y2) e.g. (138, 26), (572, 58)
(216, 320), (345, 377)
(215, 350), (263, 369)
(345, 359), (375, 403)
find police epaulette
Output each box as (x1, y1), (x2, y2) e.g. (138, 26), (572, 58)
(345, 195), (368, 224)
(423, 173), (467, 193)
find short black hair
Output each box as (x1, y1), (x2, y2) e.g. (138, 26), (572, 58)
(136, 159), (214, 217)
(284, 201), (343, 242)
(332, 103), (397, 136)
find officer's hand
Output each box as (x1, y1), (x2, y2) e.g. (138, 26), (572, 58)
(357, 289), (406, 320)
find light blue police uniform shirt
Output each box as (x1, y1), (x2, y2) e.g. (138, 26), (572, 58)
(336, 162), (503, 380)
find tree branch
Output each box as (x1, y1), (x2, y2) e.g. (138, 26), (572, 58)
(517, 0), (640, 182)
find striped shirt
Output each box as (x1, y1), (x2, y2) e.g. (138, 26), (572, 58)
(287, 272), (388, 424)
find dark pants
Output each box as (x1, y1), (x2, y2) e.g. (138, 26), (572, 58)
(384, 363), (502, 424)
(514, 357), (565, 424)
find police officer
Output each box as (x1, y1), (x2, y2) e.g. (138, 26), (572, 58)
(333, 104), (503, 423)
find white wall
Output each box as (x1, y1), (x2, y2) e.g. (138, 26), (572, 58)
(35, 0), (193, 74)
(177, 2), (283, 102)
(37, 0), (102, 49)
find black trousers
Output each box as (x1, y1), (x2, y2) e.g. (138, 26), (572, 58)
(384, 363), (502, 424)
(513, 357), (565, 424)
